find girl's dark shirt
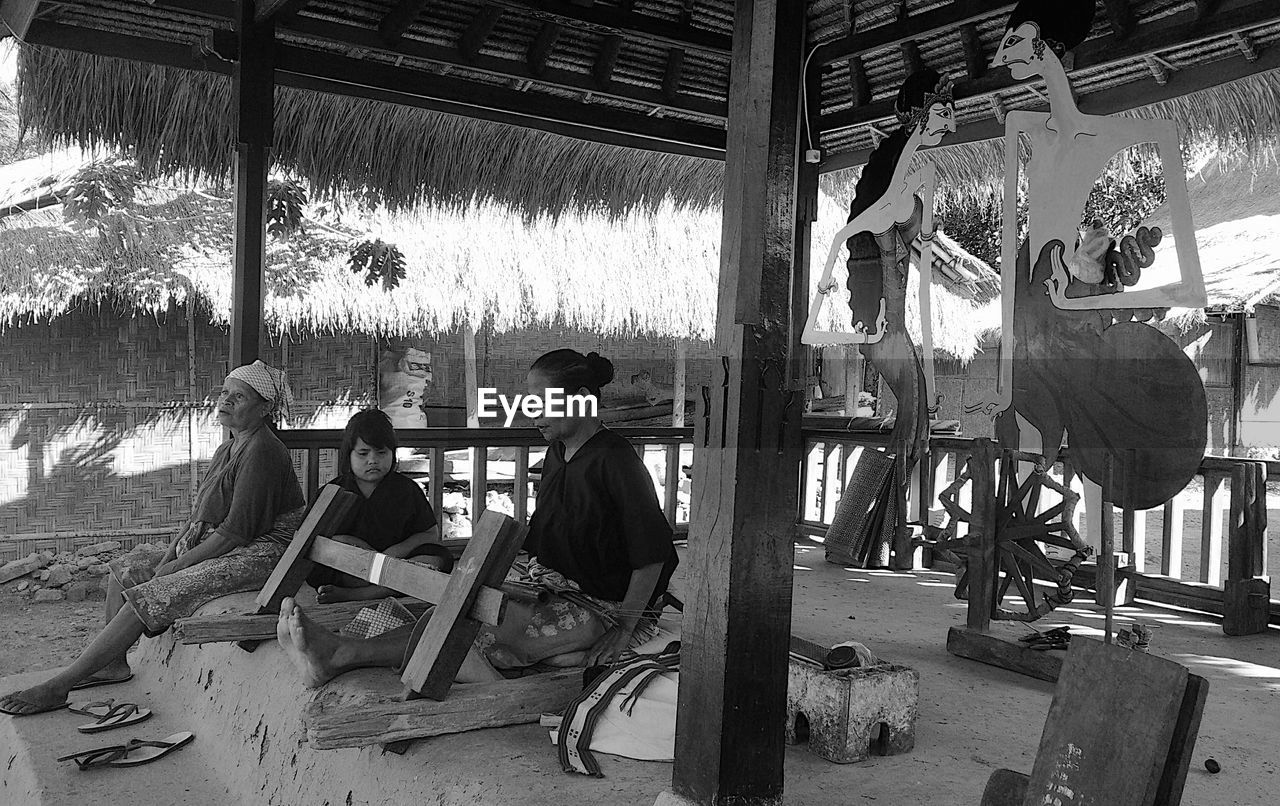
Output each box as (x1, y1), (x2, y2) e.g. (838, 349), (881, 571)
(525, 429), (678, 604)
(323, 471), (438, 552)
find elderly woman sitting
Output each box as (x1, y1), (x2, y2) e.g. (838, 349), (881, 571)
(0, 361), (306, 716)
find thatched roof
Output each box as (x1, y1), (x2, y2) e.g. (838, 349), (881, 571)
(0, 149), (998, 356)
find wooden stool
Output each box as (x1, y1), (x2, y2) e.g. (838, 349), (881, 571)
(785, 656), (919, 764)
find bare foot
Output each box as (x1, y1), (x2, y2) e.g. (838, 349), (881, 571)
(315, 585), (351, 604)
(277, 597), (347, 689)
(0, 680), (72, 715)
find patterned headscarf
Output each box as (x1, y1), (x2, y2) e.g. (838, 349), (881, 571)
(226, 360), (294, 420)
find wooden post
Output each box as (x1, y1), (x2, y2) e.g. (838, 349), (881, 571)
(673, 339), (687, 427)
(1100, 456), (1115, 644)
(966, 439), (998, 632)
(463, 323), (479, 428)
(666, 1), (807, 803)
(1224, 461), (1270, 635)
(843, 345), (862, 415)
(230, 0), (275, 367)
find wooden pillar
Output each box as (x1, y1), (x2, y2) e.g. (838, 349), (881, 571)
(463, 323), (480, 427)
(673, 340), (687, 427)
(666, 2), (807, 804)
(230, 0), (275, 367)
(842, 345), (863, 415)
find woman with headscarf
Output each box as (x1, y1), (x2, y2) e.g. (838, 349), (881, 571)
(1, 360), (307, 716)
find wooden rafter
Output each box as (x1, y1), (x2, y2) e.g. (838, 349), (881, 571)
(815, 0), (1017, 66)
(255, 0), (311, 25)
(821, 36), (1280, 172)
(1102, 0), (1136, 40)
(484, 0), (730, 54)
(900, 39), (924, 75)
(527, 21), (561, 77)
(820, 0), (1280, 136)
(959, 23), (985, 80)
(459, 5), (503, 61)
(663, 48), (685, 102)
(593, 33), (622, 90)
(848, 55), (871, 108)
(1, 0), (40, 40)
(379, 0), (432, 44)
(22, 20), (727, 160)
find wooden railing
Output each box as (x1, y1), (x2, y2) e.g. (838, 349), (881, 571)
(799, 418), (1277, 632)
(279, 427), (693, 537)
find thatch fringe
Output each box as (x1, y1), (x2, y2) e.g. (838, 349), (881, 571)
(15, 47), (725, 220)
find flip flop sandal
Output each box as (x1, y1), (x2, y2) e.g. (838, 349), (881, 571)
(58, 732), (195, 770)
(0, 695), (69, 716)
(1019, 626), (1069, 644)
(69, 673), (134, 691)
(68, 699), (117, 718)
(76, 702), (153, 734)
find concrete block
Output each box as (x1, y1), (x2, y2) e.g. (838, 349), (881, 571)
(785, 660), (919, 764)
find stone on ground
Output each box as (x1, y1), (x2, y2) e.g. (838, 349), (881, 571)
(33, 589), (64, 603)
(44, 565), (73, 588)
(77, 541), (122, 557)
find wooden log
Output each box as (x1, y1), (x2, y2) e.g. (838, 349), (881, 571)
(399, 511), (526, 698)
(175, 600), (432, 644)
(946, 626), (1063, 683)
(309, 537), (507, 624)
(305, 667), (580, 749)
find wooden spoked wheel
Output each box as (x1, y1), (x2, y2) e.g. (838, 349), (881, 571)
(926, 449), (1093, 622)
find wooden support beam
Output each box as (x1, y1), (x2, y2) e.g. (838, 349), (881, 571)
(380, 0), (431, 43)
(959, 23), (985, 80)
(1102, 0), (1136, 40)
(669, 0), (807, 801)
(847, 55), (871, 107)
(255, 0), (310, 24)
(527, 20), (561, 77)
(459, 4), (502, 60)
(486, 0), (731, 54)
(232, 0), (275, 368)
(900, 39), (924, 76)
(593, 33), (623, 89)
(175, 600), (432, 644)
(819, 0), (1280, 139)
(0, 0), (39, 40)
(1224, 461), (1269, 635)
(663, 47), (685, 101)
(1232, 30), (1258, 60)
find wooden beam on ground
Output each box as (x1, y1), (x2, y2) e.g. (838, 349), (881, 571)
(255, 0), (310, 24)
(946, 626), (1064, 682)
(309, 537), (507, 623)
(669, 0), (807, 802)
(0, 0), (39, 40)
(814, 0), (1015, 66)
(819, 0), (1280, 142)
(527, 20), (561, 77)
(379, 0), (432, 43)
(175, 600), (432, 644)
(459, 4), (502, 60)
(485, 0), (731, 55)
(306, 668), (579, 749)
(231, 0), (275, 367)
(820, 16), (1280, 173)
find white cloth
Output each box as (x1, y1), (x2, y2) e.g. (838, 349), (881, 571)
(227, 360), (294, 419)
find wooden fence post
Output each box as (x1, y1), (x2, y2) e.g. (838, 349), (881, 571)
(1224, 461), (1269, 635)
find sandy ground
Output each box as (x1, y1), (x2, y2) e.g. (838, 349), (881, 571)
(0, 591), (105, 677)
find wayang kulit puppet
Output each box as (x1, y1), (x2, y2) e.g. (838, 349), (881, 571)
(969, 0), (1209, 520)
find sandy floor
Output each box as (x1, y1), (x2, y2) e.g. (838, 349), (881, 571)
(0, 591), (105, 677)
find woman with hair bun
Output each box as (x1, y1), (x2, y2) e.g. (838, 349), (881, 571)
(276, 349), (679, 687)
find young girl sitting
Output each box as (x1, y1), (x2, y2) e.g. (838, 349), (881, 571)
(309, 409), (452, 603)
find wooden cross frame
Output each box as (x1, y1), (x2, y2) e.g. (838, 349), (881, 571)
(255, 483), (528, 699)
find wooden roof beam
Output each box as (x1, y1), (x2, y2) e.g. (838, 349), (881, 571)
(484, 0), (730, 55)
(593, 33), (622, 90)
(527, 21), (561, 77)
(380, 0), (431, 44)
(815, 0), (1016, 66)
(459, 5), (503, 61)
(848, 55), (871, 107)
(819, 0), (1280, 135)
(662, 47), (684, 101)
(820, 32), (1280, 173)
(900, 39), (924, 76)
(256, 0), (311, 25)
(960, 23), (986, 80)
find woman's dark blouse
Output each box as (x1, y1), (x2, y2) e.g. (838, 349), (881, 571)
(526, 429), (678, 604)
(323, 471), (438, 552)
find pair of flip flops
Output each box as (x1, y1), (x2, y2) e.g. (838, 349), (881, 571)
(1020, 626), (1071, 651)
(57, 732), (195, 770)
(69, 699), (153, 734)
(0, 673), (138, 717)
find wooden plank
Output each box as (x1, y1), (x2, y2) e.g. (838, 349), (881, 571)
(1025, 638), (1189, 806)
(459, 4), (503, 60)
(814, 0), (1016, 65)
(255, 485), (360, 612)
(484, 0), (731, 54)
(429, 447), (445, 523)
(1201, 472), (1226, 585)
(1162, 496), (1185, 578)
(379, 0), (431, 43)
(946, 626), (1063, 683)
(1099, 458), (1116, 635)
(664, 443), (680, 527)
(1155, 673), (1209, 806)
(1228, 462), (1267, 580)
(959, 23), (985, 80)
(471, 446), (489, 521)
(230, 0), (275, 367)
(400, 511), (526, 698)
(175, 600), (432, 644)
(304, 447), (320, 502)
(513, 446), (529, 523)
(306, 667), (580, 749)
(593, 33), (623, 89)
(847, 56), (871, 107)
(673, 340), (687, 426)
(671, 0), (807, 800)
(663, 47), (685, 101)
(527, 21), (561, 76)
(463, 323), (479, 427)
(308, 537), (507, 624)
(0, 0), (39, 40)
(966, 440), (997, 632)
